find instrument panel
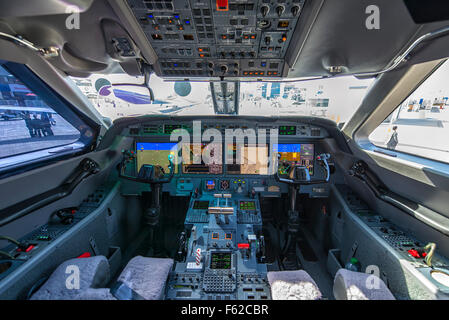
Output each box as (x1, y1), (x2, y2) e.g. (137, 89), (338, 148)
(136, 141), (315, 176)
(122, 119), (332, 198)
(131, 121), (328, 183)
(125, 0), (306, 78)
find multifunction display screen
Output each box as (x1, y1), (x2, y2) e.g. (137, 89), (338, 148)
(136, 142), (178, 174)
(210, 252), (232, 269)
(275, 143), (314, 175)
(181, 143), (222, 174)
(239, 201), (256, 210)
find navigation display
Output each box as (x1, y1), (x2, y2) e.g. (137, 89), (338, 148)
(226, 144), (269, 175)
(181, 143), (222, 174)
(275, 144), (314, 175)
(210, 252), (232, 269)
(136, 142), (178, 174)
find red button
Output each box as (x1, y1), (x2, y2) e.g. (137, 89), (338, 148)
(238, 243), (250, 249)
(407, 249), (420, 258)
(216, 0), (228, 11)
(77, 252), (92, 259)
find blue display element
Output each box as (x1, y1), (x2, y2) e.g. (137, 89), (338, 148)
(174, 14), (180, 19)
(274, 143), (302, 153)
(206, 180), (214, 185)
(137, 142), (177, 151)
(147, 14), (154, 18)
(185, 19), (190, 24)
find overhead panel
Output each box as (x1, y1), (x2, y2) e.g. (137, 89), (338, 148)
(125, 0), (305, 78)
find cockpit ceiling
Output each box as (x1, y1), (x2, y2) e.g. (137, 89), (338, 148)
(1, 0), (449, 79)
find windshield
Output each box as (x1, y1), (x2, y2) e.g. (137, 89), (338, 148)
(72, 73), (374, 124)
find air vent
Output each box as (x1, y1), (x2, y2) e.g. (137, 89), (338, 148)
(310, 128), (321, 136)
(143, 0), (174, 11)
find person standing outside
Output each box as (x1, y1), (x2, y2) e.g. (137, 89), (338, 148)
(23, 112), (34, 137)
(387, 126), (399, 150)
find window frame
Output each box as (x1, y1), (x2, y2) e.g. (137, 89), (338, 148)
(366, 60), (449, 166)
(352, 59), (449, 176)
(0, 61), (99, 178)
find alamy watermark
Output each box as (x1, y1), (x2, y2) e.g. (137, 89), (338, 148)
(168, 120), (279, 172)
(366, 5), (380, 30)
(65, 5), (81, 30)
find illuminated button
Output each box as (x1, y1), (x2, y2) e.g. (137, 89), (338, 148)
(177, 25), (184, 30)
(216, 0), (229, 11)
(184, 19), (190, 24)
(222, 35), (227, 40)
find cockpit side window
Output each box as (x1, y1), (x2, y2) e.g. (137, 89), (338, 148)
(0, 62), (98, 175)
(368, 59), (449, 164)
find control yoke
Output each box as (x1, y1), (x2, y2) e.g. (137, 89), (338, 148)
(118, 150), (175, 184)
(118, 151), (175, 231)
(275, 153), (331, 185)
(274, 153), (332, 267)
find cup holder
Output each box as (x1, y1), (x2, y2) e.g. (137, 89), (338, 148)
(0, 261), (12, 274)
(431, 270), (449, 288)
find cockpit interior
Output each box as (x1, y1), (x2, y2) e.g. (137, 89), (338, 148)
(1, 0), (449, 302)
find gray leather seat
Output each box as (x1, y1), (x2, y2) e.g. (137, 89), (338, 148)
(31, 255), (174, 300)
(267, 270), (322, 300)
(333, 268), (395, 300)
(115, 255), (173, 300)
(31, 256), (111, 300)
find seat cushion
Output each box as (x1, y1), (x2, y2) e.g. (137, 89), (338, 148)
(74, 288), (117, 300)
(31, 256), (110, 300)
(267, 270), (322, 300)
(117, 256), (173, 300)
(333, 268), (395, 300)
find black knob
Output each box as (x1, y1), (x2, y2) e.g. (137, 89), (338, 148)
(220, 65), (228, 73)
(239, 52), (245, 57)
(261, 5), (269, 17)
(291, 5), (300, 16)
(276, 5), (284, 17)
(264, 36), (271, 45)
